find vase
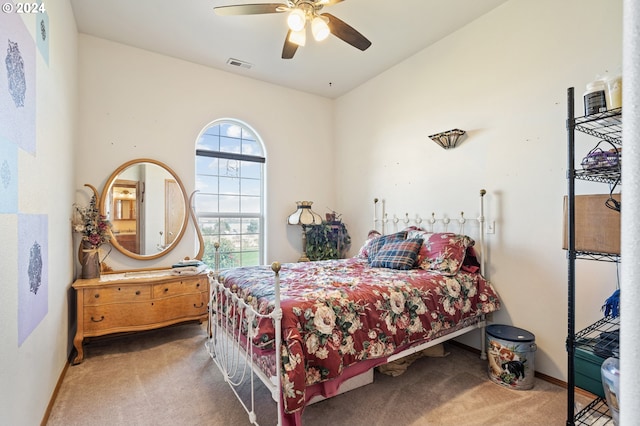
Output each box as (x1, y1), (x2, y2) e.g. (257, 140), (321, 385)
(80, 240), (101, 279)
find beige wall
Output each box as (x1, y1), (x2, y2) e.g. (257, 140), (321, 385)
(334, 0), (622, 380)
(0, 1), (78, 424)
(0, 1), (625, 423)
(75, 35), (335, 271)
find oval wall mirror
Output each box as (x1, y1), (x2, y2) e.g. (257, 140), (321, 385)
(100, 159), (188, 260)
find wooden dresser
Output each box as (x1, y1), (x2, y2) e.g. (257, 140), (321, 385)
(72, 271), (209, 364)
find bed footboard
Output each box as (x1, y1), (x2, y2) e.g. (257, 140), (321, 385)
(206, 261), (284, 425)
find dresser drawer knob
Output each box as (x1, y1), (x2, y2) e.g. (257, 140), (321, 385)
(94, 294), (100, 298)
(135, 290), (141, 295)
(164, 288), (169, 293)
(196, 283), (200, 288)
(91, 316), (105, 322)
(194, 302), (204, 308)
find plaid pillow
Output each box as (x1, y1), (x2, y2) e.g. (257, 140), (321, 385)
(366, 231), (408, 263)
(370, 238), (423, 270)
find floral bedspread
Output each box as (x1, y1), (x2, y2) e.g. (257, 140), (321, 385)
(217, 257), (500, 414)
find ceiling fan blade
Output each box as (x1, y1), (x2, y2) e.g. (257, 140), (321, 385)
(214, 3), (287, 16)
(282, 30), (299, 59)
(322, 13), (371, 51)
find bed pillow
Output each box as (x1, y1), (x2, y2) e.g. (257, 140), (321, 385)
(356, 237), (375, 259)
(370, 238), (423, 270)
(461, 246), (481, 273)
(366, 231), (408, 263)
(418, 233), (474, 276)
(355, 230), (384, 259)
(406, 228), (432, 266)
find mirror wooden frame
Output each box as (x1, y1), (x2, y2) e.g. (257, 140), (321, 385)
(100, 158), (189, 260)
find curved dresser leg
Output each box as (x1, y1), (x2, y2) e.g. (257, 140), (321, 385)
(72, 332), (84, 364)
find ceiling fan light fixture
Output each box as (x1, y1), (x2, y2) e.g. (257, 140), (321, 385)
(287, 8), (306, 32)
(311, 16), (330, 41)
(214, 1), (372, 60)
(289, 28), (306, 46)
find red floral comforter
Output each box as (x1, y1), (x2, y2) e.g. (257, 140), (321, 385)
(217, 257), (500, 414)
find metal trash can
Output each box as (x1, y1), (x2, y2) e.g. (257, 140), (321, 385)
(486, 324), (537, 390)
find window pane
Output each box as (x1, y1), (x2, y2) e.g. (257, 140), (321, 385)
(242, 218), (260, 234)
(242, 235), (259, 250)
(241, 196), (260, 213)
(241, 127), (256, 141)
(202, 234), (218, 246)
(201, 218), (223, 235)
(196, 157), (219, 176)
(195, 194), (218, 212)
(220, 122), (242, 138)
(221, 234), (241, 251)
(219, 177), (240, 195)
(242, 139), (261, 156)
(220, 136), (242, 154)
(219, 195), (240, 213)
(241, 161), (261, 179)
(223, 254), (241, 269)
(206, 125), (220, 137)
(241, 178), (261, 196)
(196, 175), (218, 194)
(197, 132), (219, 151)
(218, 241), (241, 269)
(221, 159), (240, 178)
(241, 251), (259, 266)
(220, 218), (240, 235)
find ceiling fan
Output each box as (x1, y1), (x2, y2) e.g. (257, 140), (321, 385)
(213, 0), (372, 59)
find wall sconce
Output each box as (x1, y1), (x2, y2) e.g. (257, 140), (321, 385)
(429, 129), (466, 149)
(287, 201), (322, 262)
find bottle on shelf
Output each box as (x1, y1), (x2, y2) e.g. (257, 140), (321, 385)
(601, 356), (620, 425)
(605, 75), (622, 110)
(583, 79), (607, 116)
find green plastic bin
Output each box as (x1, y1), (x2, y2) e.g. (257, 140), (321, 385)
(574, 346), (605, 397)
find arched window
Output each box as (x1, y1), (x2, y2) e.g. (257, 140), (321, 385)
(195, 120), (265, 268)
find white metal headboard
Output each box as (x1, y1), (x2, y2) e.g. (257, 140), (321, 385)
(373, 189), (487, 276)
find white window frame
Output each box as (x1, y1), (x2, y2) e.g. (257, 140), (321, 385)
(195, 119), (266, 268)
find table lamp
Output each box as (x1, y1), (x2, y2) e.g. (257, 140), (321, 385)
(287, 201), (322, 262)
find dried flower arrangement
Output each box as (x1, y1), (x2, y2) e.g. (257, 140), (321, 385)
(73, 195), (111, 247)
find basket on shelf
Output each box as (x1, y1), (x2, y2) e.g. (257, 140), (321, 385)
(581, 142), (621, 170)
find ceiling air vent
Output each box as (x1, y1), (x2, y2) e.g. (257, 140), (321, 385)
(226, 58), (252, 69)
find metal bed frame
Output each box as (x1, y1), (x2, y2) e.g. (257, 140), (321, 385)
(206, 189), (490, 425)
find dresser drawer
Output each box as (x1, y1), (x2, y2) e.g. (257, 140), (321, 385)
(158, 293), (209, 319)
(83, 303), (150, 333)
(152, 276), (208, 298)
(84, 285), (151, 305)
(83, 293), (208, 334)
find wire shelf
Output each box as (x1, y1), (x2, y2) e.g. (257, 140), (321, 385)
(574, 167), (621, 185)
(574, 397), (614, 425)
(574, 252), (620, 262)
(575, 316), (620, 356)
(573, 109), (622, 145)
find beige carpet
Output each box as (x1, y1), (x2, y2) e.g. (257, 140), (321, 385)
(47, 322), (579, 426)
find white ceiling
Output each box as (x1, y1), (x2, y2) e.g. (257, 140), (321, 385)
(69, 0), (508, 99)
